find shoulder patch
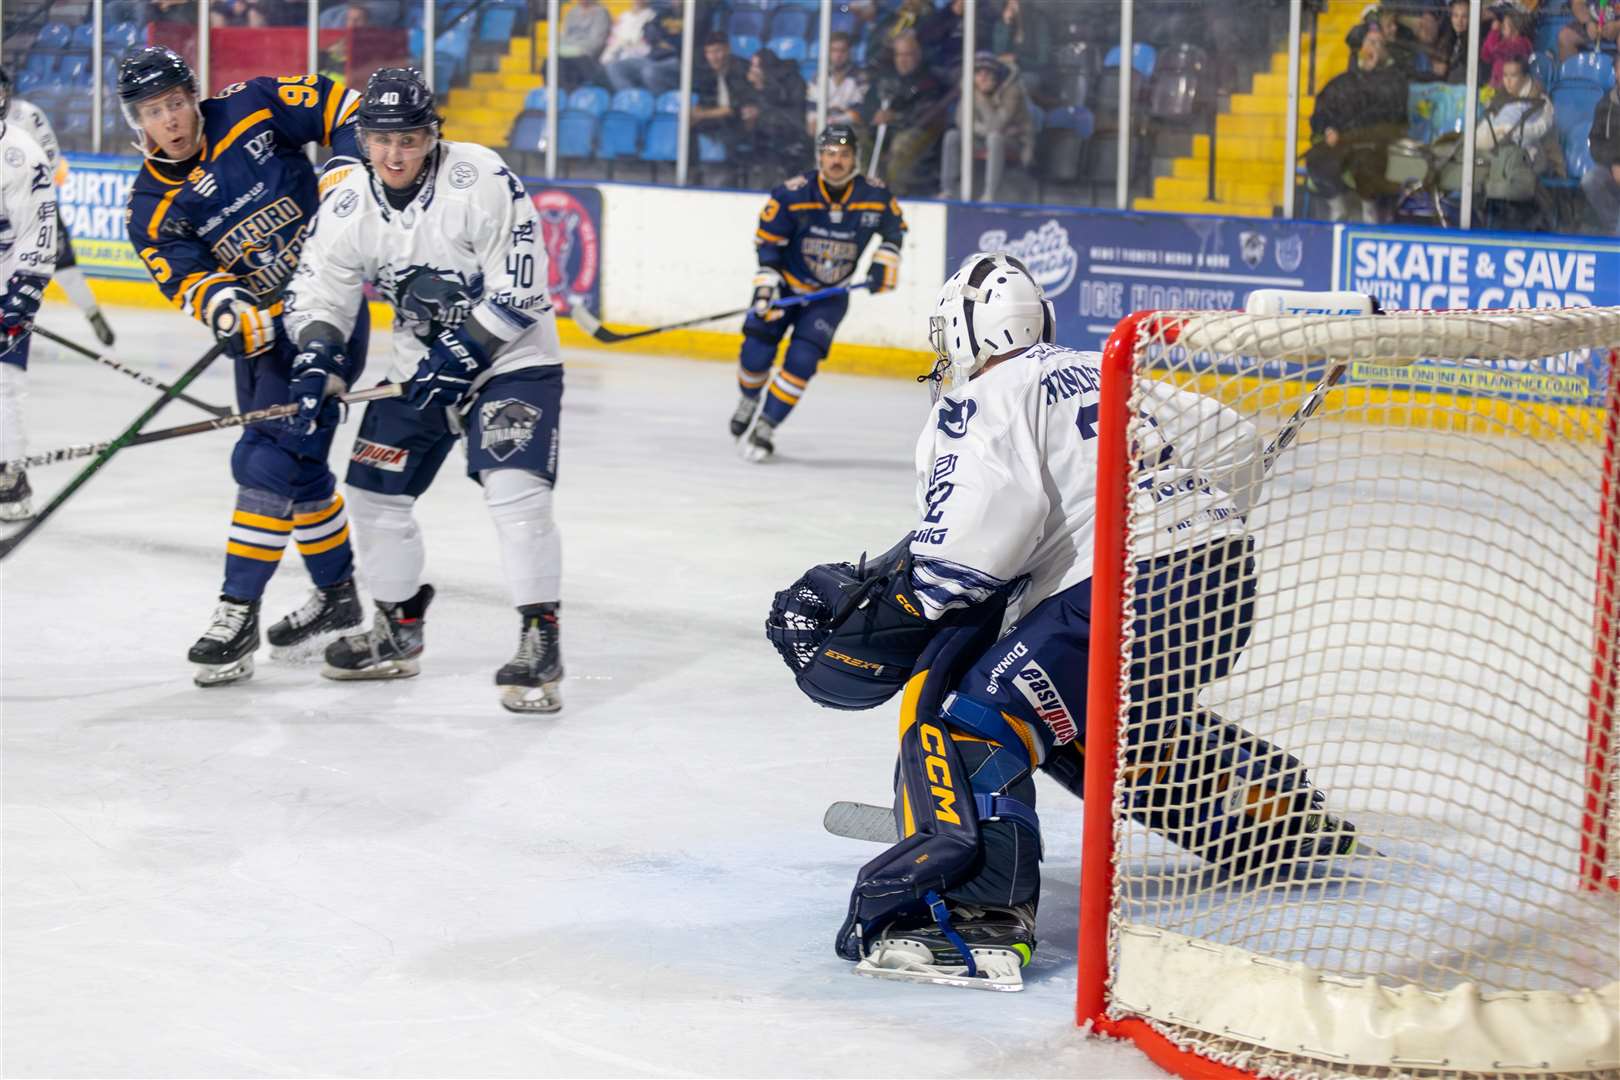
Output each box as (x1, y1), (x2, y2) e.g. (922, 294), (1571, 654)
(333, 188), (359, 217)
(449, 160), (479, 189)
(784, 175), (809, 191)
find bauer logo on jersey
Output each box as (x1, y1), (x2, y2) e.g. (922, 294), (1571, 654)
(351, 439), (408, 472)
(333, 189), (359, 218)
(800, 236), (859, 282)
(479, 399), (541, 462)
(449, 161), (479, 189)
(937, 398), (977, 439)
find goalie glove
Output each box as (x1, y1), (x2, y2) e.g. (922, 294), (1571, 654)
(751, 267), (782, 317)
(207, 287), (277, 360)
(0, 272), (47, 357)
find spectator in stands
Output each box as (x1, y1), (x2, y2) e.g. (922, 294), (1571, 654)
(1477, 56), (1561, 169)
(142, 0), (195, 22)
(742, 50), (812, 177)
(1480, 9), (1532, 88)
(805, 31), (866, 136)
(869, 0), (933, 76)
(861, 31), (952, 196)
(991, 0), (1050, 90)
(940, 52), (1032, 201)
(557, 0), (612, 90)
(1356, 7), (1424, 77)
(1305, 27), (1411, 222)
(1428, 0), (1472, 83)
(1559, 0), (1620, 61)
(210, 0), (292, 26)
(692, 31), (754, 156)
(918, 0), (992, 74)
(604, 0), (681, 95)
(1583, 53), (1620, 232)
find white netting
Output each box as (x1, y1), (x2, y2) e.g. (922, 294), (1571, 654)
(1099, 307), (1620, 1079)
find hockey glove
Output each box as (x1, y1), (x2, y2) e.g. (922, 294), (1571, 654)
(866, 245), (900, 295)
(207, 288), (278, 361)
(0, 273), (48, 358)
(406, 324), (491, 410)
(287, 339), (349, 435)
(751, 267), (782, 318)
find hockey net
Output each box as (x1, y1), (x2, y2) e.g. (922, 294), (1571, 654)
(1078, 307), (1620, 1080)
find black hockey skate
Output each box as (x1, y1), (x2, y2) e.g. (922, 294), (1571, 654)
(496, 603), (563, 714)
(267, 578), (363, 651)
(857, 901), (1035, 992)
(322, 584), (433, 681)
(728, 394), (759, 438)
(739, 414), (777, 463)
(189, 596), (261, 687)
(88, 311), (115, 347)
(0, 469), (33, 522)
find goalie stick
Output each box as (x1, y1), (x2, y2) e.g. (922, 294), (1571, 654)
(2, 383), (402, 473)
(571, 282), (870, 345)
(32, 325), (229, 417)
(824, 800), (899, 844)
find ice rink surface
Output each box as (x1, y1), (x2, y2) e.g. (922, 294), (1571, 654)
(2, 303), (1164, 1078)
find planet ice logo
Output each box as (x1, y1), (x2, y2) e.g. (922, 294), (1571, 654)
(974, 220), (1077, 298)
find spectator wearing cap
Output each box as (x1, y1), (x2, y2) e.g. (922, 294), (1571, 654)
(940, 52), (1032, 201)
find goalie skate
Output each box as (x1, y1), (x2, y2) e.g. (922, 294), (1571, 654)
(322, 585), (433, 681)
(267, 578), (363, 658)
(855, 903), (1035, 993)
(189, 597), (260, 687)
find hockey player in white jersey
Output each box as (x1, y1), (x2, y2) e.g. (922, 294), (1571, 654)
(0, 66), (115, 347)
(766, 256), (1368, 990)
(0, 113), (59, 521)
(283, 68), (566, 714)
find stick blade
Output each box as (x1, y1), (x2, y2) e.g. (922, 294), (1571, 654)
(570, 302), (626, 343)
(823, 800), (899, 844)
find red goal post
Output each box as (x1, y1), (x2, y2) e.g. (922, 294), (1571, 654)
(1078, 307), (1620, 1080)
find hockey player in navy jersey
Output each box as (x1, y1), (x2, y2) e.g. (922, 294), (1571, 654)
(767, 260), (1369, 990)
(730, 124), (905, 461)
(120, 46), (371, 687)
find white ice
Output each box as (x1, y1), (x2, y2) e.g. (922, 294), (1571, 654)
(1, 302), (1165, 1079)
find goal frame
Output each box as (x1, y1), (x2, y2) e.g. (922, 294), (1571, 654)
(1074, 308), (1620, 1078)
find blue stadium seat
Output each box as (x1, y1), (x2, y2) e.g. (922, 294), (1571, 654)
(36, 22), (73, 50)
(524, 86), (551, 111)
(609, 87), (654, 121)
(767, 8), (812, 40)
(1554, 81), (1606, 144)
(697, 131), (727, 163)
(557, 109), (596, 158)
(71, 23), (95, 49)
(799, 59), (817, 82)
(1103, 42), (1156, 78)
(478, 6), (517, 43)
(655, 90), (686, 114)
(22, 53), (53, 80)
(568, 85), (611, 116)
(435, 50), (460, 84)
(104, 21), (141, 50)
(731, 34), (762, 59)
(641, 113), (679, 161)
(1564, 119), (1596, 179)
(1044, 105), (1095, 138)
(1537, 11), (1575, 57)
(56, 53), (90, 87)
(16, 69), (48, 95)
(1531, 50), (1559, 92)
(830, 6), (858, 36)
(1562, 50), (1616, 90)
(597, 111), (643, 159)
(509, 109), (547, 152)
(727, 10), (766, 38)
(408, 26), (424, 58)
(770, 36), (807, 62)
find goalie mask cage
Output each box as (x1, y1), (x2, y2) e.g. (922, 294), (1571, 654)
(1078, 307), (1620, 1080)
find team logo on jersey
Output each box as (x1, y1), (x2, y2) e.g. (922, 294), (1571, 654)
(801, 236), (858, 283)
(351, 439), (408, 472)
(1274, 232), (1303, 272)
(861, 211), (881, 228)
(333, 190), (359, 218)
(478, 398), (540, 462)
(936, 398), (977, 439)
(974, 220), (1077, 298)
(449, 161), (479, 189)
(189, 167), (219, 199)
(1239, 230), (1267, 269)
(389, 265), (482, 329)
(531, 189), (598, 317)
(3, 147), (21, 168)
(244, 131), (276, 165)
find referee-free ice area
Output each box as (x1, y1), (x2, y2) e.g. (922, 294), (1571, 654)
(2, 303), (1164, 1078)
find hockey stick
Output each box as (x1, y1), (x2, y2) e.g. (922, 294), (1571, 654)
(0, 339), (229, 560)
(824, 800), (898, 844)
(3, 383), (401, 473)
(571, 282), (871, 346)
(1261, 360), (1349, 469)
(31, 325), (231, 417)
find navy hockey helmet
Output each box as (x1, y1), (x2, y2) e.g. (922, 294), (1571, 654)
(817, 123), (859, 153)
(357, 68), (440, 134)
(116, 46), (197, 109)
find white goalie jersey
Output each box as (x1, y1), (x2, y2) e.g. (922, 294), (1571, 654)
(909, 341), (1263, 621)
(285, 141), (561, 389)
(0, 120), (58, 285)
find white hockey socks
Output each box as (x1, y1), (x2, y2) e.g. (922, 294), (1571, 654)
(345, 486), (425, 605)
(481, 468), (561, 608)
(0, 362), (28, 462)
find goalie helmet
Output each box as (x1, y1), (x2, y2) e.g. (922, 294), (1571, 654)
(924, 252), (1054, 400)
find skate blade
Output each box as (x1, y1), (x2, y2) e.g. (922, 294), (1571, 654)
(194, 655), (255, 688)
(321, 658), (420, 681)
(738, 440), (772, 463)
(854, 944), (1024, 992)
(500, 683), (562, 714)
(268, 622), (362, 663)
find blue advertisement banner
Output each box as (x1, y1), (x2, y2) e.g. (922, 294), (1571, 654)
(944, 205), (1337, 353)
(1336, 225), (1620, 406)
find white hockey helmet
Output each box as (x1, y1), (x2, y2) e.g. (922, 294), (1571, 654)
(924, 252), (1054, 399)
